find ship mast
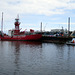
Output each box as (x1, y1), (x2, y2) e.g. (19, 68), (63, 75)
(1, 12), (3, 33)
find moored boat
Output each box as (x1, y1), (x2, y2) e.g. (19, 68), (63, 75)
(42, 32), (72, 43)
(66, 38), (75, 46)
(0, 15), (42, 41)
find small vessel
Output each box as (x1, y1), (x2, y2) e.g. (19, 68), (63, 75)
(66, 38), (75, 46)
(0, 14), (42, 41)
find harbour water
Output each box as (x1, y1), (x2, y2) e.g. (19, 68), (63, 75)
(0, 41), (75, 75)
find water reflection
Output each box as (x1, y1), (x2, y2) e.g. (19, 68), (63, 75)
(54, 44), (75, 75)
(13, 42), (20, 75)
(8, 41), (42, 75)
(0, 42), (75, 75)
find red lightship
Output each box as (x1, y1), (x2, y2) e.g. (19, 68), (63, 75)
(0, 15), (42, 41)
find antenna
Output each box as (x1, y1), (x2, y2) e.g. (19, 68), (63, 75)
(17, 14), (19, 19)
(1, 12), (3, 33)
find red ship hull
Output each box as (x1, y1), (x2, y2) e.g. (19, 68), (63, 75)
(0, 34), (42, 41)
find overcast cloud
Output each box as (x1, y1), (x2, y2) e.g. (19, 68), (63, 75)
(0, 0), (75, 32)
(0, 0), (75, 17)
